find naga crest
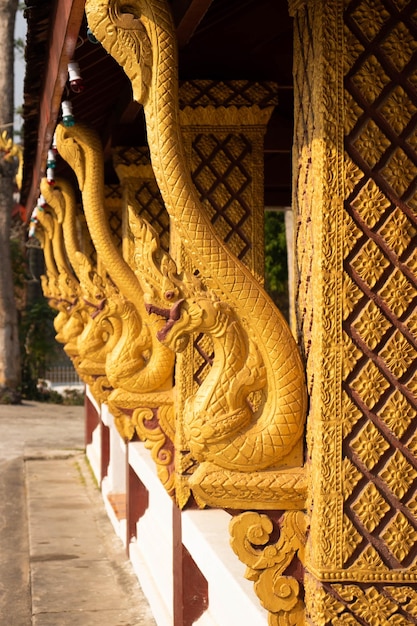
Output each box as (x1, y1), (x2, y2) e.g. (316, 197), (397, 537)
(85, 0), (152, 103)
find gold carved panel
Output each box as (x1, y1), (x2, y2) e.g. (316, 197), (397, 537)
(292, 0), (417, 622)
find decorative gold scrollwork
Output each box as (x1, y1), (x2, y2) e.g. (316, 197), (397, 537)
(230, 510), (307, 625)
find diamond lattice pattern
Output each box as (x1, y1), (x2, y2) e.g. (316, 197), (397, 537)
(342, 0), (417, 571)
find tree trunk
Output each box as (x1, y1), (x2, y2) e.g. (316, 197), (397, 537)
(0, 0), (21, 403)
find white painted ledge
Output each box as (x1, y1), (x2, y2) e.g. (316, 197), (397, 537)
(182, 508), (268, 626)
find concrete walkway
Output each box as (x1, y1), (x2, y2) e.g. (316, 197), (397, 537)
(0, 401), (156, 626)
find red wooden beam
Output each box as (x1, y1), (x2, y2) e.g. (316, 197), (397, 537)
(172, 0), (214, 48)
(25, 0), (85, 217)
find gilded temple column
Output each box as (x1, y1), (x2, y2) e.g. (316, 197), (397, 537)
(112, 146), (170, 260)
(173, 81), (282, 507)
(290, 0), (417, 622)
(177, 80), (277, 280)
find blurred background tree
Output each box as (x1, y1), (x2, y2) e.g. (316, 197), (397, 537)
(0, 0), (21, 403)
(264, 210), (289, 321)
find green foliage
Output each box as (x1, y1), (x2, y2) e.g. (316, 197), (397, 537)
(0, 388), (20, 404)
(264, 211), (289, 319)
(20, 299), (59, 398)
(61, 388), (85, 405)
(35, 383), (85, 405)
(14, 37), (24, 56)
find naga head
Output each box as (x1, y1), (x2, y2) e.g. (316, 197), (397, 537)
(55, 122), (103, 192)
(55, 298), (85, 347)
(146, 276), (231, 354)
(75, 295), (122, 376)
(128, 201), (228, 352)
(85, 0), (153, 105)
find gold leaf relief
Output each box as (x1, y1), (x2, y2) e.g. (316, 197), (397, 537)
(342, 273), (363, 319)
(226, 230), (248, 261)
(379, 329), (416, 378)
(350, 421), (390, 470)
(343, 28), (365, 80)
(342, 332), (363, 377)
(377, 389), (416, 438)
(405, 244), (417, 271)
(350, 239), (390, 288)
(343, 212), (363, 256)
(193, 346), (212, 391)
(352, 301), (391, 350)
(332, 615), (361, 625)
(305, 579), (345, 626)
(342, 514), (363, 564)
(350, 0), (390, 41)
(378, 268), (415, 317)
(344, 155), (364, 197)
(342, 392), (364, 438)
(392, 0), (413, 9)
(353, 120), (390, 168)
(380, 22), (417, 72)
(350, 361), (390, 409)
(350, 178), (391, 228)
(405, 371), (417, 401)
(407, 308), (417, 342)
(229, 511), (306, 624)
(349, 545), (389, 571)
(312, 497), (339, 567)
(407, 493), (417, 521)
(407, 434), (417, 456)
(350, 56), (390, 104)
(386, 586), (417, 619)
(387, 585), (417, 604)
(378, 207), (416, 257)
(405, 126), (417, 154)
(344, 95), (363, 136)
(379, 86), (417, 135)
(342, 458), (363, 498)
(380, 148), (416, 198)
(349, 587), (398, 623)
(381, 512), (417, 563)
(225, 201), (248, 226)
(352, 482), (391, 532)
(322, 427), (339, 479)
(380, 449), (417, 500)
(329, 587), (412, 626)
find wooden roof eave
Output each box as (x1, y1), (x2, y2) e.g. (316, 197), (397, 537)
(173, 0), (214, 48)
(23, 0), (85, 218)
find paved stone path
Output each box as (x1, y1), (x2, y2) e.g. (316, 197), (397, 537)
(0, 401), (156, 626)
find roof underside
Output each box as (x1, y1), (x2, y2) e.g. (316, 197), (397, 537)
(21, 0), (294, 211)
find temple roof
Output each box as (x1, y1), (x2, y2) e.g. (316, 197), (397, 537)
(21, 0), (293, 213)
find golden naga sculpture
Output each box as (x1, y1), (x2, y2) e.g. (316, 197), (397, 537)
(0, 130), (23, 190)
(31, 190), (80, 342)
(85, 0), (307, 508)
(37, 177), (114, 402)
(54, 122), (176, 490)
